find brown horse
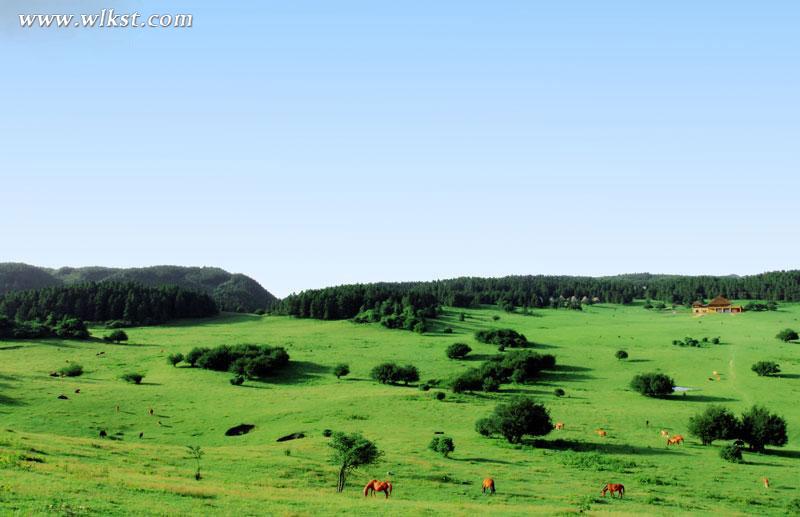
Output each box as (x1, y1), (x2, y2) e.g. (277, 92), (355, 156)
(482, 478), (496, 494)
(660, 430), (670, 437)
(763, 477), (770, 489)
(596, 429), (607, 437)
(363, 480), (392, 498)
(555, 422), (565, 430)
(601, 483), (625, 498)
(666, 435), (684, 446)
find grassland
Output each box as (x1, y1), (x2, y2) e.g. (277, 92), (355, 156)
(1, 303), (799, 515)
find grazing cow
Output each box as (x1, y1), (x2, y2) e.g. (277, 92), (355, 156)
(75, 389), (81, 394)
(708, 377), (714, 381)
(660, 430), (670, 437)
(667, 435), (684, 446)
(596, 429), (607, 437)
(482, 478), (496, 495)
(555, 422), (565, 430)
(148, 408), (154, 416)
(99, 430), (107, 438)
(57, 394), (69, 400)
(601, 483), (625, 498)
(763, 478), (770, 489)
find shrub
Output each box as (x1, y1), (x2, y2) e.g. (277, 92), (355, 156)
(418, 383), (430, 391)
(451, 369), (483, 393)
(554, 388), (565, 397)
(776, 328), (799, 342)
(643, 300), (653, 309)
(475, 328), (528, 348)
(229, 375), (244, 386)
(482, 377), (500, 392)
(615, 350), (629, 360)
(446, 343), (472, 360)
(688, 405), (739, 445)
(185, 347), (210, 367)
(167, 353), (184, 367)
(630, 372), (675, 397)
(443, 327), (453, 334)
(104, 330), (129, 344)
(428, 436), (455, 457)
(105, 320), (132, 329)
(53, 318), (90, 340)
(188, 344), (290, 379)
(751, 361), (780, 377)
(492, 315), (500, 321)
(333, 363), (350, 379)
(58, 363), (83, 377)
(435, 391), (446, 401)
(478, 397), (553, 443)
(739, 405), (788, 452)
(322, 429), (333, 437)
(712, 337), (721, 344)
(719, 443), (744, 463)
(121, 372), (144, 384)
(475, 417), (496, 436)
(396, 364), (420, 385)
(254, 309), (266, 315)
(370, 363), (399, 384)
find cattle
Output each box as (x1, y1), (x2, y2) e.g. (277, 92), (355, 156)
(57, 394), (69, 400)
(74, 389), (81, 394)
(482, 478), (496, 495)
(555, 422), (565, 430)
(99, 430), (107, 438)
(660, 430), (670, 437)
(596, 429), (607, 437)
(763, 478), (770, 489)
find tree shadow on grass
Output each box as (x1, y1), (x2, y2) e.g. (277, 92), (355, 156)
(762, 448), (800, 460)
(626, 359), (651, 363)
(0, 345), (25, 351)
(0, 393), (25, 406)
(527, 438), (688, 456)
(255, 360), (329, 386)
(452, 457), (514, 465)
(778, 373), (800, 379)
(665, 394), (738, 403)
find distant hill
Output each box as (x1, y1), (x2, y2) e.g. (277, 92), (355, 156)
(0, 263), (277, 313)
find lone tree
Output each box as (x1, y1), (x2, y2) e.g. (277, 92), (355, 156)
(104, 330), (129, 344)
(429, 436), (455, 457)
(167, 353), (184, 367)
(687, 405), (739, 445)
(776, 328), (799, 342)
(333, 363), (350, 379)
(739, 405), (788, 452)
(615, 350), (629, 360)
(630, 372), (675, 398)
(446, 343), (472, 360)
(329, 432), (382, 493)
(370, 363), (399, 384)
(478, 397), (553, 444)
(186, 445), (204, 480)
(751, 361), (780, 377)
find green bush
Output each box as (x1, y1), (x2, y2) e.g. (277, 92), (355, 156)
(121, 372), (144, 384)
(630, 372), (675, 397)
(58, 363), (83, 377)
(53, 318), (90, 340)
(104, 330), (129, 344)
(475, 328), (528, 348)
(477, 397), (553, 443)
(776, 328), (798, 342)
(739, 405), (788, 452)
(418, 383), (431, 391)
(688, 405), (739, 445)
(322, 429), (333, 437)
(482, 377), (500, 392)
(229, 375), (244, 386)
(615, 350), (628, 360)
(167, 353), (184, 367)
(428, 436), (455, 457)
(475, 417), (496, 436)
(445, 343), (472, 359)
(396, 364), (420, 385)
(554, 388), (565, 397)
(333, 363), (350, 379)
(370, 363), (399, 384)
(189, 344), (290, 379)
(751, 361), (780, 377)
(435, 391), (446, 401)
(719, 443), (743, 463)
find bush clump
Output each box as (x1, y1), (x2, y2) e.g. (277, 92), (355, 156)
(476, 397), (553, 443)
(554, 388), (565, 397)
(751, 361), (780, 377)
(121, 372), (144, 384)
(630, 372), (675, 397)
(739, 405), (788, 452)
(688, 405), (739, 445)
(428, 436), (455, 457)
(186, 344), (290, 379)
(53, 318), (90, 340)
(445, 343), (472, 359)
(58, 363), (84, 377)
(167, 353), (184, 367)
(230, 375), (244, 386)
(719, 443), (744, 463)
(435, 391), (446, 401)
(103, 330), (129, 344)
(370, 362), (420, 385)
(615, 350), (629, 360)
(776, 328), (798, 342)
(450, 350), (557, 393)
(475, 328), (528, 348)
(333, 363), (350, 379)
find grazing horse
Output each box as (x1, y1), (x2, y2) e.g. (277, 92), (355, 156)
(763, 478), (770, 489)
(363, 480), (392, 498)
(482, 478), (495, 495)
(555, 422), (564, 430)
(660, 430), (670, 437)
(666, 435), (684, 446)
(601, 483), (625, 498)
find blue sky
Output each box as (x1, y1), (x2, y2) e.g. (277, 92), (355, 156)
(1, 1), (798, 296)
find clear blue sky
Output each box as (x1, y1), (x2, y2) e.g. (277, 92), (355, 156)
(1, 1), (798, 297)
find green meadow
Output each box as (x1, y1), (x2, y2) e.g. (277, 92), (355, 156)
(1, 304), (799, 515)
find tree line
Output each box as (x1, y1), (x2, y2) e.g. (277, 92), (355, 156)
(277, 271), (800, 321)
(0, 282), (218, 325)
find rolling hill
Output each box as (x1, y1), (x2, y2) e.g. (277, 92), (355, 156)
(0, 263), (277, 313)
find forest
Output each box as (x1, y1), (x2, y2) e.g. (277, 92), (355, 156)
(0, 282), (218, 325)
(277, 271), (800, 321)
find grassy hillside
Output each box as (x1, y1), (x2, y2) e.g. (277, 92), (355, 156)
(1, 304), (799, 515)
(0, 264), (277, 313)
